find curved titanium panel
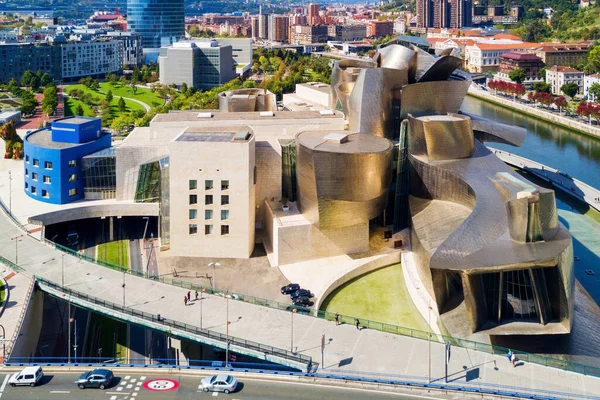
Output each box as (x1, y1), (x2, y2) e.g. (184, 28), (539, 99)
(218, 89), (276, 112)
(296, 131), (393, 229)
(459, 112), (526, 147)
(408, 114), (475, 161)
(373, 44), (416, 77)
(400, 80), (471, 119)
(329, 59), (376, 109)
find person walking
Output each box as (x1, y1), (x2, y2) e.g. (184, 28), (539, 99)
(335, 313), (340, 326)
(355, 318), (360, 330)
(507, 349), (513, 365)
(195, 290), (199, 301)
(187, 291), (191, 302)
(184, 296), (188, 306)
(511, 351), (517, 367)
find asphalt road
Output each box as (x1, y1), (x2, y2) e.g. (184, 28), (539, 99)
(0, 371), (437, 400)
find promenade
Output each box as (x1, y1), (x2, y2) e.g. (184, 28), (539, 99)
(0, 209), (599, 397)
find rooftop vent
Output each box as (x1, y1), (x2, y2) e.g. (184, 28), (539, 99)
(324, 132), (348, 144)
(234, 130), (251, 141)
(197, 112), (213, 118)
(319, 109), (335, 116)
(259, 111), (274, 117)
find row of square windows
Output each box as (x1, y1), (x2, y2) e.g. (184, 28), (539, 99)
(190, 180), (229, 191)
(190, 209), (229, 220)
(26, 157), (78, 168)
(190, 194), (228, 206)
(25, 183), (78, 197)
(189, 224), (229, 235)
(25, 170), (78, 183)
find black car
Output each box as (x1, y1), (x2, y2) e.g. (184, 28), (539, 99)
(293, 296), (313, 307)
(290, 289), (312, 300)
(281, 283), (300, 295)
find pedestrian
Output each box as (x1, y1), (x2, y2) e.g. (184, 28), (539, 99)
(507, 349), (513, 365)
(355, 318), (360, 330)
(184, 296), (188, 306)
(187, 291), (191, 302)
(511, 351), (517, 367)
(195, 290), (199, 300)
(335, 313), (340, 326)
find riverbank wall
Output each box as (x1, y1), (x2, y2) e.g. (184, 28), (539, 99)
(467, 87), (600, 140)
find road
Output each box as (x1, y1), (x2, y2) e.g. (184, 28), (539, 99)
(0, 371), (434, 400)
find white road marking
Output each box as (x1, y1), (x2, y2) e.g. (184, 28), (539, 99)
(126, 384), (133, 389)
(212, 392), (218, 397)
(132, 393), (138, 397)
(110, 396), (117, 400)
(136, 381), (143, 386)
(49, 391), (70, 393)
(124, 376), (131, 380)
(140, 376), (146, 380)
(108, 390), (129, 394)
(116, 387), (123, 391)
(198, 384), (203, 389)
(130, 379), (136, 383)
(134, 387), (140, 391)
(0, 375), (8, 392)
(119, 381), (127, 386)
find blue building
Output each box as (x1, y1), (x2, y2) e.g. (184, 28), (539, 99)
(23, 117), (111, 204)
(127, 0), (185, 50)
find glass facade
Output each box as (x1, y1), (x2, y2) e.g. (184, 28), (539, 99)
(82, 148), (116, 200)
(281, 139), (297, 202)
(127, 0), (185, 49)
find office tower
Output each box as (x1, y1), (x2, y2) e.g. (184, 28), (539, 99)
(127, 0), (184, 49)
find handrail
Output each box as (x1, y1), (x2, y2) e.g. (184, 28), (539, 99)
(4, 357), (598, 400)
(4, 277), (35, 360)
(0, 196), (29, 235)
(41, 239), (600, 378)
(34, 276), (311, 368)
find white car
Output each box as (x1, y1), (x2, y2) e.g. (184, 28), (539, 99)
(9, 366), (43, 387)
(201, 374), (238, 393)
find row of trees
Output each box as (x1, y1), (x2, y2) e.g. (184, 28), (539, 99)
(41, 84), (58, 116)
(487, 80), (526, 99)
(488, 80), (570, 114)
(20, 70), (53, 91)
(575, 101), (600, 124)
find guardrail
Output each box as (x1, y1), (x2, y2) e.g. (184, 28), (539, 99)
(34, 276), (312, 370)
(4, 357), (598, 400)
(0, 254), (24, 273)
(4, 277), (35, 360)
(39, 238), (600, 378)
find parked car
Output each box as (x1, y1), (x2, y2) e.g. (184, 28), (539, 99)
(75, 369), (113, 390)
(281, 283), (300, 295)
(9, 366), (43, 387)
(201, 374), (238, 393)
(293, 295), (313, 307)
(290, 289), (312, 300)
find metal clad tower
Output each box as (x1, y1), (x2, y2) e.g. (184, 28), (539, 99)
(127, 0), (185, 50)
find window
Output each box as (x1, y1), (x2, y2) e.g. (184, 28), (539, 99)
(68, 188), (78, 196)
(189, 209), (197, 219)
(205, 195), (213, 205)
(189, 180), (197, 190)
(68, 159), (77, 168)
(42, 189), (49, 198)
(25, 169), (28, 177)
(44, 161), (53, 169)
(205, 180), (213, 190)
(43, 175), (51, 184)
(189, 224), (198, 234)
(221, 180), (229, 190)
(31, 186), (37, 195)
(221, 210), (229, 220)
(69, 174), (78, 182)
(33, 159), (39, 167)
(32, 172), (38, 181)
(25, 155), (29, 163)
(205, 225), (213, 234)
(189, 194), (197, 205)
(205, 209), (213, 220)
(25, 182), (28, 189)
(221, 195), (229, 205)
(221, 225), (229, 235)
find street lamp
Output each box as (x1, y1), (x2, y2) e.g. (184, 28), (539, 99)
(10, 234), (23, 265)
(142, 217), (149, 274)
(61, 254), (66, 287)
(291, 308), (297, 353)
(225, 295), (229, 367)
(428, 302), (432, 384)
(208, 262), (220, 289)
(8, 170), (11, 216)
(122, 271), (126, 307)
(73, 318), (78, 363)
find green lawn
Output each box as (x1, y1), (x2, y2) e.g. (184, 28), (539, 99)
(99, 82), (163, 108)
(64, 97), (95, 117)
(320, 263), (430, 332)
(64, 84), (146, 122)
(97, 240), (129, 268)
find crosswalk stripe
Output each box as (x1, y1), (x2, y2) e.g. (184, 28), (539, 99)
(0, 375), (8, 392)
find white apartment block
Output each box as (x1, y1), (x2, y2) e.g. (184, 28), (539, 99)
(546, 65), (584, 96)
(584, 73), (600, 101)
(61, 39), (123, 80)
(464, 42), (536, 73)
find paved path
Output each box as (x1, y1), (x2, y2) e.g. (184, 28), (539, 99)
(0, 209), (599, 398)
(0, 271), (32, 362)
(489, 147), (600, 212)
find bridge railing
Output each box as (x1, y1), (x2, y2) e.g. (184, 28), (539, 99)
(4, 357), (598, 400)
(34, 276), (312, 369)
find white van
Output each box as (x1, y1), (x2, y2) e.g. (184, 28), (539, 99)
(9, 366), (43, 387)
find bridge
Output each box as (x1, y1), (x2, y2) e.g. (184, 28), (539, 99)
(0, 196), (599, 398)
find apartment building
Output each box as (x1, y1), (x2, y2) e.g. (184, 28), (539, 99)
(464, 42), (537, 73)
(546, 65), (584, 96)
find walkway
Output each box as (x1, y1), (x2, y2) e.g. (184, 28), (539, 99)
(489, 147), (600, 212)
(0, 271), (33, 362)
(0, 210), (599, 397)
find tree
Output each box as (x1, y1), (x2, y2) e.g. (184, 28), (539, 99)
(119, 75), (128, 85)
(560, 82), (579, 98)
(589, 82), (600, 102)
(587, 45), (600, 74)
(243, 80), (256, 88)
(41, 85), (58, 116)
(533, 82), (551, 93)
(40, 73), (53, 87)
(181, 82), (188, 93)
(537, 92), (555, 108)
(523, 20), (551, 43)
(110, 113), (133, 135)
(118, 97), (126, 113)
(105, 89), (113, 103)
(106, 73), (118, 86)
(90, 79), (99, 90)
(576, 101), (593, 124)
(554, 96), (568, 115)
(508, 68), (527, 84)
(75, 104), (84, 116)
(20, 70), (35, 88)
(8, 78), (19, 94)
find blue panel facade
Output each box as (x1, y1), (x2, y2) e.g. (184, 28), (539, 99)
(51, 117), (102, 144)
(23, 117), (111, 205)
(127, 0), (184, 49)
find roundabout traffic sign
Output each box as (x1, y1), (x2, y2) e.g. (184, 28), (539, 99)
(143, 378), (179, 391)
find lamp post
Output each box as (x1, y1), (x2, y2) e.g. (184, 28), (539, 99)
(67, 296), (71, 363)
(291, 308), (297, 353)
(10, 234), (23, 265)
(8, 170), (11, 216)
(225, 295), (229, 367)
(200, 289), (204, 329)
(142, 217), (149, 274)
(122, 271), (126, 307)
(209, 262), (220, 289)
(61, 253), (66, 287)
(428, 302), (432, 384)
(73, 318), (78, 363)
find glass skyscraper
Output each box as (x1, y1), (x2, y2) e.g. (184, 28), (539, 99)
(127, 0), (185, 49)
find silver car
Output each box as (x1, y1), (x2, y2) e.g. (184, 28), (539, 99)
(200, 374), (238, 393)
